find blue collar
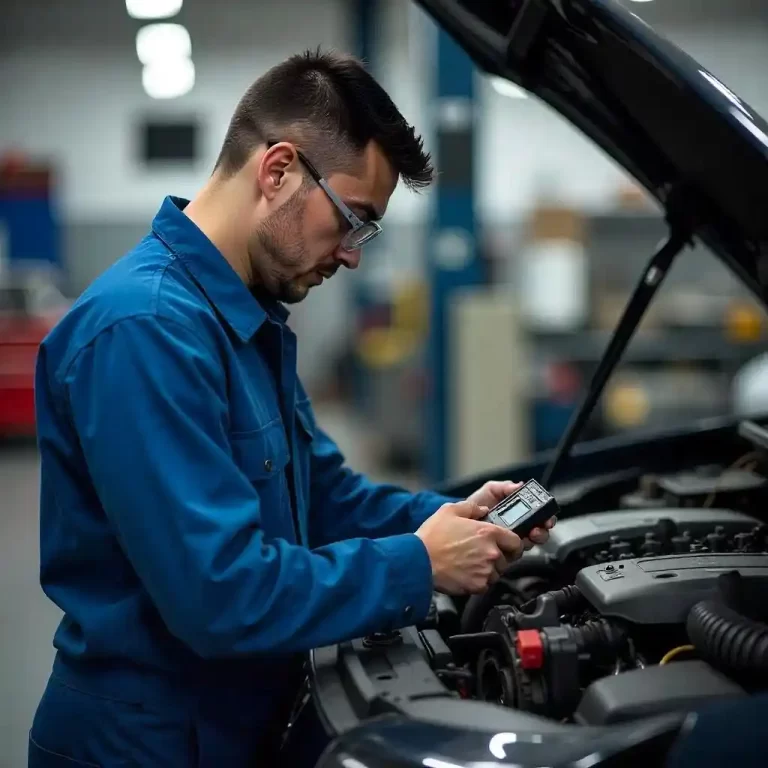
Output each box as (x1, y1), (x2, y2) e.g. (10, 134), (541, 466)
(151, 196), (289, 342)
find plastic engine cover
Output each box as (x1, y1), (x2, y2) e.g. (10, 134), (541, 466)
(575, 553), (768, 623)
(575, 661), (744, 725)
(540, 508), (760, 562)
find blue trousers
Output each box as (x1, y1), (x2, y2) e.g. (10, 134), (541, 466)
(29, 664), (330, 767)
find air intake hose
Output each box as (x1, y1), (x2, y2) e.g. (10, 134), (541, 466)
(686, 571), (768, 677)
(568, 618), (626, 654)
(520, 584), (585, 615)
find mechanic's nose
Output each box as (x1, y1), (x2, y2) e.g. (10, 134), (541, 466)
(336, 246), (362, 270)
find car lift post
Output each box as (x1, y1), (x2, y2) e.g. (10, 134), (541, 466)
(427, 23), (484, 483)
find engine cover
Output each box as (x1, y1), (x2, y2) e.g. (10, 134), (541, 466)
(574, 660), (744, 725)
(540, 508), (760, 562)
(576, 553), (768, 624)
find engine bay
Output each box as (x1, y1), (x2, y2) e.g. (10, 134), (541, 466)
(314, 435), (768, 736)
(424, 469), (768, 726)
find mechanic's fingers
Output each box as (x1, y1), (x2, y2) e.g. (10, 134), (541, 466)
(479, 480), (522, 501)
(487, 568), (501, 585)
(495, 479), (522, 494)
(528, 526), (550, 545)
(545, 516), (557, 529)
(450, 501), (489, 519)
(494, 554), (510, 576)
(523, 538), (536, 551)
(489, 525), (524, 556)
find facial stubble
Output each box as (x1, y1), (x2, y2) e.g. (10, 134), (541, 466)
(251, 187), (312, 304)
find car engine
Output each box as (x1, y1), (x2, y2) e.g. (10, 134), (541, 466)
(404, 463), (768, 726)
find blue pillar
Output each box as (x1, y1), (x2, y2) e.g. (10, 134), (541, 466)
(355, 0), (374, 64)
(426, 27), (483, 484)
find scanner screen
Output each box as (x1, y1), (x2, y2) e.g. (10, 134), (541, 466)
(499, 499), (529, 526)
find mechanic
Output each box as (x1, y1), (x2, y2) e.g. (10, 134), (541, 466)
(28, 50), (554, 767)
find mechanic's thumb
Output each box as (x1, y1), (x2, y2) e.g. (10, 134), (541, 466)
(490, 525), (523, 555)
(451, 501), (489, 519)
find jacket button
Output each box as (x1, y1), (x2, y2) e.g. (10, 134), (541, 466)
(264, 459), (273, 472)
(404, 605), (414, 620)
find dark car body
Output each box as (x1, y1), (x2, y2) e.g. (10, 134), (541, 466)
(310, 1), (768, 766)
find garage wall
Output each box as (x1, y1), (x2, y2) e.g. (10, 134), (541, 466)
(0, 1), (353, 221)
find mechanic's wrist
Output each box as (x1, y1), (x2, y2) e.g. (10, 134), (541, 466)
(378, 533), (434, 626)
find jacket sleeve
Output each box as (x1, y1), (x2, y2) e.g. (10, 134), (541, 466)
(61, 314), (434, 658)
(300, 398), (457, 549)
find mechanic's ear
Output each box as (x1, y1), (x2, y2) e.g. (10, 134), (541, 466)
(258, 143), (300, 201)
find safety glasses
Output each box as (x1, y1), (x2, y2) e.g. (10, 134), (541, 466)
(267, 142), (382, 251)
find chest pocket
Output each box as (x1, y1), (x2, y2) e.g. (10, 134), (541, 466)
(230, 420), (293, 540)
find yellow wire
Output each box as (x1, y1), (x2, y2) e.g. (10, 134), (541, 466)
(659, 645), (696, 665)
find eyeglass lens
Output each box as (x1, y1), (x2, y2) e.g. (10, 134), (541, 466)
(342, 223), (380, 250)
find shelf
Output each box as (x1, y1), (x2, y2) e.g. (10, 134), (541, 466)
(529, 328), (765, 364)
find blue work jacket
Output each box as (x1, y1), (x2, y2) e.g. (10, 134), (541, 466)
(35, 196), (450, 698)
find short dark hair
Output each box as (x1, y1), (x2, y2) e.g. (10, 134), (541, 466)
(215, 48), (433, 191)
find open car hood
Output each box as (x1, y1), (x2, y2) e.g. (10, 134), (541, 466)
(415, 0), (768, 303)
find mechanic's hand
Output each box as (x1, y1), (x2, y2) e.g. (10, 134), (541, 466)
(467, 479), (557, 549)
(415, 500), (524, 595)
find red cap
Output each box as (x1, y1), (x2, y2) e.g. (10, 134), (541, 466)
(515, 629), (544, 670)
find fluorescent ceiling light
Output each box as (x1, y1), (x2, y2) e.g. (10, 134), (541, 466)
(136, 23), (191, 65)
(126, 0), (183, 19)
(629, 0), (654, 3)
(490, 76), (528, 100)
(142, 58), (195, 99)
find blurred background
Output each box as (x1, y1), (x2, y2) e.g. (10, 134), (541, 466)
(1, 0), (767, 764)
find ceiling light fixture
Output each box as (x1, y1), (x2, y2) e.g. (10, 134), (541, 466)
(142, 58), (196, 100)
(126, 0), (183, 20)
(136, 23), (191, 64)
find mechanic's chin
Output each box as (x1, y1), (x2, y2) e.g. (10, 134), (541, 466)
(277, 274), (320, 304)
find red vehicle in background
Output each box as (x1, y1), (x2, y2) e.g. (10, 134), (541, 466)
(0, 278), (68, 437)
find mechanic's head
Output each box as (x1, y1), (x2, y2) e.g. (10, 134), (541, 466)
(207, 48), (433, 304)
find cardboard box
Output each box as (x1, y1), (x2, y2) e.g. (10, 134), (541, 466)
(528, 206), (587, 244)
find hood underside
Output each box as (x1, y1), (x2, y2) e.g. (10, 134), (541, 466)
(415, 0), (768, 303)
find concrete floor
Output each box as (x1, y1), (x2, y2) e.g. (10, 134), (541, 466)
(0, 405), (419, 768)
(0, 442), (61, 768)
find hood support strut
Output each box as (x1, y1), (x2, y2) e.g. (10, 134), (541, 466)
(542, 220), (692, 487)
